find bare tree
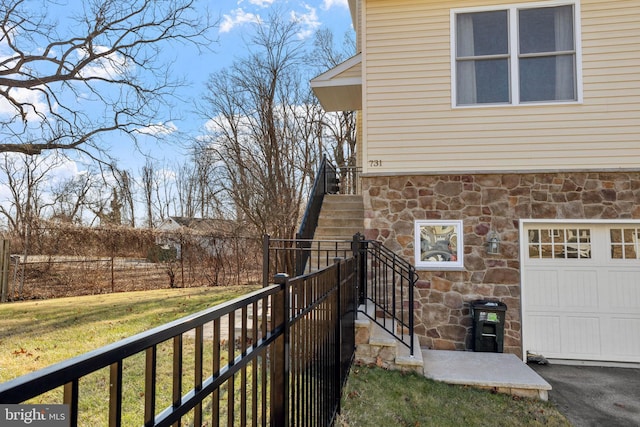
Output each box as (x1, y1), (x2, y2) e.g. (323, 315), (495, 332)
(0, 153), (60, 234)
(155, 164), (177, 222)
(49, 170), (96, 224)
(172, 152), (224, 219)
(200, 13), (321, 238)
(139, 159), (181, 226)
(141, 159), (156, 228)
(105, 187), (123, 225)
(0, 152), (63, 294)
(175, 162), (198, 218)
(193, 148), (224, 218)
(111, 166), (135, 226)
(0, 0), (215, 157)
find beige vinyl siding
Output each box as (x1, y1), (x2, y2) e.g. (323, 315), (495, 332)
(362, 0), (640, 174)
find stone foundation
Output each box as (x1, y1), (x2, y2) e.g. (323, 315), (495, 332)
(362, 172), (640, 356)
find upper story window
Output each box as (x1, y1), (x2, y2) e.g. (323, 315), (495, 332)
(452, 2), (580, 107)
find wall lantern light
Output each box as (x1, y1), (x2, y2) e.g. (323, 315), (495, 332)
(486, 231), (500, 255)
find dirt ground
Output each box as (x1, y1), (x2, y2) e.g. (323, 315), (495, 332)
(3, 256), (260, 301)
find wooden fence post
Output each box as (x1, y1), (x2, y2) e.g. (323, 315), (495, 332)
(0, 240), (10, 302)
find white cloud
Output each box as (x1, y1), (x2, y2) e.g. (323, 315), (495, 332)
(247, 0), (276, 7)
(0, 87), (50, 123)
(220, 8), (262, 34)
(47, 157), (85, 187)
(0, 36), (51, 122)
(201, 113), (254, 150)
(321, 0), (349, 10)
(77, 45), (129, 80)
(0, 41), (128, 124)
(155, 167), (177, 184)
(135, 122), (178, 136)
(204, 118), (223, 135)
(291, 6), (321, 39)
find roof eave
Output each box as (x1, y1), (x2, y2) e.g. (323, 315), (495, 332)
(348, 0), (357, 28)
(310, 53), (362, 112)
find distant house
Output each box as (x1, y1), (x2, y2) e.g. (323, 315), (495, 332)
(155, 217), (238, 259)
(311, 0), (640, 364)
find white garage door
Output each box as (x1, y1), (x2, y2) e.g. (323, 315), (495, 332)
(522, 222), (640, 363)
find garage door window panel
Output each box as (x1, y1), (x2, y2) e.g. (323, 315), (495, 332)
(610, 228), (640, 259)
(528, 227), (591, 259)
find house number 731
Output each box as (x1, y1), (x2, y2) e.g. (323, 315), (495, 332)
(369, 160), (382, 167)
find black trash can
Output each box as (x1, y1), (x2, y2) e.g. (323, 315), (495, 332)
(471, 300), (507, 353)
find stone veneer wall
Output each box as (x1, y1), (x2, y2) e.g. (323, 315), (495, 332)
(362, 172), (640, 357)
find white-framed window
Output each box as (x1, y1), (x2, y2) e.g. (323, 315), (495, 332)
(414, 220), (464, 270)
(451, 1), (582, 107)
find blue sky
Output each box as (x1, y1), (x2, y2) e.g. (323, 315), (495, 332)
(128, 0), (353, 169)
(1, 0), (353, 169)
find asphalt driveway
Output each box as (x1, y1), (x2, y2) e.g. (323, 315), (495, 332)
(530, 363), (640, 427)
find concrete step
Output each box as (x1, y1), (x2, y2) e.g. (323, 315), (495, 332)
(317, 217), (363, 227)
(355, 308), (552, 400)
(321, 195), (364, 211)
(320, 212), (363, 222)
(314, 194), (364, 241)
(322, 201), (364, 212)
(422, 350), (552, 401)
(320, 202), (363, 211)
(354, 305), (423, 375)
(315, 227), (362, 238)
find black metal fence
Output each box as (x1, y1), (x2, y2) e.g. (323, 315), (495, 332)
(0, 258), (357, 427)
(356, 236), (416, 356)
(2, 234), (262, 301)
(263, 236), (355, 282)
(264, 234), (417, 356)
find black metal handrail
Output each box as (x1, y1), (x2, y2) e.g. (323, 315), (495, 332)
(336, 165), (361, 195)
(0, 259), (357, 427)
(296, 156), (339, 276)
(353, 233), (417, 356)
(297, 155), (338, 241)
(264, 233), (417, 357)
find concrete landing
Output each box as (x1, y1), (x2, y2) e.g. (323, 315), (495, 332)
(422, 350), (552, 400)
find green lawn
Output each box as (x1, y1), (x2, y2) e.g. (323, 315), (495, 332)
(1, 286), (261, 426)
(0, 286), (257, 382)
